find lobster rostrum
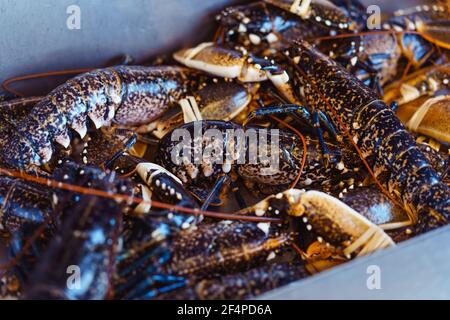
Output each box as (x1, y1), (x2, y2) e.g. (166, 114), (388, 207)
(285, 40), (450, 231)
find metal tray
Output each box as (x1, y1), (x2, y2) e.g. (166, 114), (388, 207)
(1, 0), (448, 299)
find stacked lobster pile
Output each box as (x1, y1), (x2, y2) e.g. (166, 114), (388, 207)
(0, 0), (449, 299)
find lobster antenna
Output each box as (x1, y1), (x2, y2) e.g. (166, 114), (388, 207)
(2, 68), (93, 97)
(311, 29), (420, 42)
(0, 214), (53, 272)
(313, 27), (450, 51)
(270, 115), (307, 189)
(0, 166), (284, 275)
(0, 167), (283, 223)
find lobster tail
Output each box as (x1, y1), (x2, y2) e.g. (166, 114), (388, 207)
(1, 68), (123, 168)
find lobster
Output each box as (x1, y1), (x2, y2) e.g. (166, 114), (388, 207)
(0, 162), (134, 298)
(22, 164), (133, 299)
(157, 120), (364, 205)
(114, 188), (393, 299)
(282, 40), (449, 232)
(0, 66), (254, 170)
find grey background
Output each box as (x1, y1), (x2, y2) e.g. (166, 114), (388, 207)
(260, 225), (450, 300)
(0, 0), (425, 94)
(0, 0), (243, 94)
(1, 0), (449, 299)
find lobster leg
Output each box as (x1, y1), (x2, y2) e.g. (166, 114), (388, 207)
(103, 132), (137, 170)
(317, 110), (339, 141)
(246, 104), (338, 165)
(200, 174), (229, 211)
(245, 104), (311, 124)
(123, 274), (187, 300)
(230, 179), (247, 209)
(312, 111), (337, 166)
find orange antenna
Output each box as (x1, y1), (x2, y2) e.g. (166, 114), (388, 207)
(0, 167), (283, 224)
(397, 58), (414, 91)
(213, 26), (225, 45)
(0, 165), (285, 274)
(0, 214), (53, 272)
(2, 68), (93, 97)
(270, 115), (307, 189)
(311, 30), (420, 42)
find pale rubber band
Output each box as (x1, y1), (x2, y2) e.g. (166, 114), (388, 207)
(137, 162), (183, 186)
(188, 96), (203, 121)
(183, 42), (214, 61)
(134, 184), (152, 214)
(290, 0), (311, 18)
(380, 237), (395, 249)
(406, 95), (446, 131)
(399, 83), (420, 104)
(267, 71), (298, 103)
(179, 98), (199, 123)
(358, 229), (388, 257)
(179, 96), (203, 123)
(343, 224), (394, 257)
(379, 220), (412, 230)
(343, 225), (377, 256)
